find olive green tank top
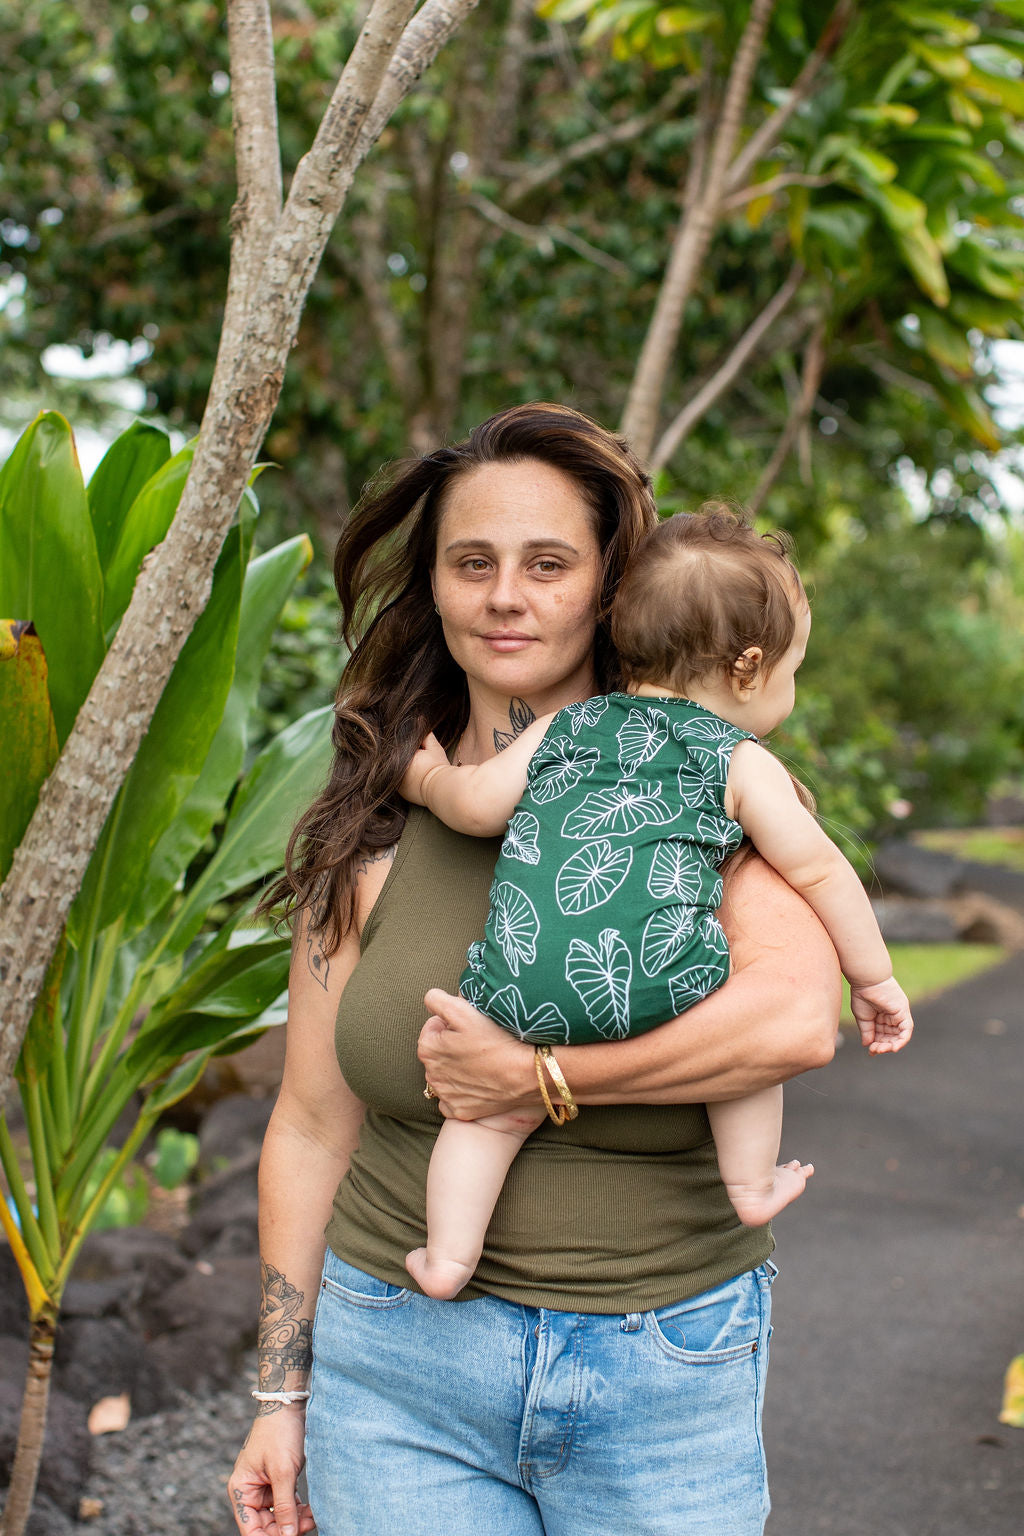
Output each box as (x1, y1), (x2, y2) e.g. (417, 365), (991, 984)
(324, 804), (772, 1312)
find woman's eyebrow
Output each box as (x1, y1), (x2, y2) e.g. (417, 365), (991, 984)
(443, 538), (581, 555)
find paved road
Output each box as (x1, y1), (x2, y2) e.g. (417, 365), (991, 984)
(764, 950), (1024, 1535)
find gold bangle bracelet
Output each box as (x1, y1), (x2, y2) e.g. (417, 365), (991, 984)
(537, 1045), (579, 1121)
(534, 1048), (569, 1125)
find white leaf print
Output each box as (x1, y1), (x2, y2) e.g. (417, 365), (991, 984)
(491, 881), (540, 976)
(695, 809), (744, 858)
(616, 708), (668, 774)
(561, 781), (679, 840)
(697, 911), (731, 965)
(501, 810), (541, 865)
(486, 985), (570, 1044)
(670, 713), (737, 749)
(647, 838), (703, 903)
(668, 964), (725, 1015)
(562, 696), (609, 735)
(465, 940), (486, 975)
(676, 756), (717, 809)
(565, 928), (633, 1039)
(460, 973), (488, 1009)
(555, 839), (633, 916)
(530, 737), (601, 804)
(640, 904), (698, 977)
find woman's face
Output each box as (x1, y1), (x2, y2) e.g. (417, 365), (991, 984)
(432, 458), (605, 717)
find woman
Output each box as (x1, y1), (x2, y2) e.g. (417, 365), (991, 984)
(228, 403), (839, 1536)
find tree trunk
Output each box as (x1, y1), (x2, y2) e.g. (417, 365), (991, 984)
(0, 1309), (57, 1536)
(620, 0), (777, 460)
(0, 0), (480, 1105)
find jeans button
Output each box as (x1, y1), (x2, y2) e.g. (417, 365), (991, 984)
(534, 1324), (541, 1339)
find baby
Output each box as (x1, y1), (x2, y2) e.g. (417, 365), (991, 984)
(402, 507), (913, 1299)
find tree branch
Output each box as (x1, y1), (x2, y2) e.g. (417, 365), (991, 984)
(620, 0), (777, 460)
(0, 0), (480, 1101)
(501, 72), (697, 207)
(210, 0), (283, 403)
(719, 171), (834, 211)
(468, 191), (630, 276)
(723, 0), (854, 194)
(649, 263), (805, 473)
(746, 318), (826, 516)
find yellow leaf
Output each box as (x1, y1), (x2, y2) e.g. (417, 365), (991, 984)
(998, 1354), (1024, 1428)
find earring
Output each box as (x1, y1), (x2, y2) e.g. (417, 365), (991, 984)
(434, 603), (440, 614)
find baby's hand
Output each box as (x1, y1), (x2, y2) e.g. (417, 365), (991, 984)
(400, 732), (450, 805)
(850, 976), (914, 1054)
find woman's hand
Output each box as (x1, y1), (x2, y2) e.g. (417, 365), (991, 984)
(419, 989), (538, 1119)
(228, 1408), (316, 1535)
(399, 732), (449, 806)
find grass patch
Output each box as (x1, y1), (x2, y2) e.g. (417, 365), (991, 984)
(840, 942), (1006, 1024)
(913, 827), (1024, 873)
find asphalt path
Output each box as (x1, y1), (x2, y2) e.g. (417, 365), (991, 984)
(764, 950), (1024, 1535)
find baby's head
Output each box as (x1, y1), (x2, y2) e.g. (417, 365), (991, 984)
(610, 504), (806, 701)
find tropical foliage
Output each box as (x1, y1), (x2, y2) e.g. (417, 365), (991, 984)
(0, 414), (333, 1535)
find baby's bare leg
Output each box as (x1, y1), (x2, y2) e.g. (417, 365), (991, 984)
(707, 1085), (814, 1226)
(406, 1108), (547, 1300)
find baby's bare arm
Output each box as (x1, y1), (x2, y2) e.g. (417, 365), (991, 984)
(403, 716), (554, 837)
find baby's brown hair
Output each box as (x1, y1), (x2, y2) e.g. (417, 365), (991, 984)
(611, 503), (804, 694)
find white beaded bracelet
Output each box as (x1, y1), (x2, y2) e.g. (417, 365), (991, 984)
(252, 1389), (311, 1404)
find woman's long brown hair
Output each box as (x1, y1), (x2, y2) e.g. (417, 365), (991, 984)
(259, 402), (659, 953)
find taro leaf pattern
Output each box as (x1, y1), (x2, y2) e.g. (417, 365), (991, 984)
(491, 881), (539, 976)
(530, 737), (601, 804)
(616, 707), (668, 774)
(640, 903), (699, 977)
(695, 809), (744, 859)
(561, 780), (679, 840)
(460, 973), (488, 1010)
(555, 839), (633, 916)
(668, 964), (725, 1015)
(565, 927), (632, 1039)
(698, 911), (731, 965)
(647, 838), (703, 903)
(677, 757), (717, 809)
(562, 696), (609, 735)
(465, 940), (486, 975)
(502, 810), (541, 865)
(486, 985), (570, 1044)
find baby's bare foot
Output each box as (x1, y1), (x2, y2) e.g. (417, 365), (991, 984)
(726, 1160), (814, 1226)
(405, 1247), (475, 1300)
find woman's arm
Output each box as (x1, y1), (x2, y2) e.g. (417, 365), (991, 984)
(419, 853), (840, 1121)
(228, 853), (393, 1536)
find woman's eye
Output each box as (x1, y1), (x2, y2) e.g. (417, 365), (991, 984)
(461, 558), (490, 572)
(533, 559), (564, 574)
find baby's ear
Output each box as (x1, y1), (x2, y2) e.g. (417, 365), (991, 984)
(731, 646), (763, 691)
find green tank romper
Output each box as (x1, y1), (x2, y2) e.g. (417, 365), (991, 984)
(459, 693), (756, 1045)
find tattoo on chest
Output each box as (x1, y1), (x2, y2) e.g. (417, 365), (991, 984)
(494, 696), (536, 754)
(256, 1260), (313, 1414)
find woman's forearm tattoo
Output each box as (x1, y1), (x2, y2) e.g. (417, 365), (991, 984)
(256, 1259), (313, 1416)
(494, 696), (536, 754)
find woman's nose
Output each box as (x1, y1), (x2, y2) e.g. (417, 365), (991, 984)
(487, 566), (526, 611)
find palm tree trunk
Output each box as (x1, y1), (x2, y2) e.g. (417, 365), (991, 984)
(0, 1307), (58, 1536)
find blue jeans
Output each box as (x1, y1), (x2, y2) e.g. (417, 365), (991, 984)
(305, 1247), (776, 1534)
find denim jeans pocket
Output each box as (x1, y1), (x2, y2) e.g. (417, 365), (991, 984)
(320, 1248), (414, 1310)
(645, 1269), (765, 1364)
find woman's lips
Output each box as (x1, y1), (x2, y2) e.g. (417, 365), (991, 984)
(479, 632), (535, 652)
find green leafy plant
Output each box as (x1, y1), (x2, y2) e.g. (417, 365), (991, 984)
(0, 413), (334, 1536)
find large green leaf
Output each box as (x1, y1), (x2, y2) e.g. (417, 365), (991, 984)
(0, 621), (58, 879)
(0, 413), (105, 745)
(87, 422), (171, 576)
(101, 441), (194, 635)
(123, 534), (314, 937)
(160, 705), (334, 958)
(72, 517), (250, 939)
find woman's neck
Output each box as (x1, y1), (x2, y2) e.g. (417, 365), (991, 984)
(460, 671), (597, 763)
